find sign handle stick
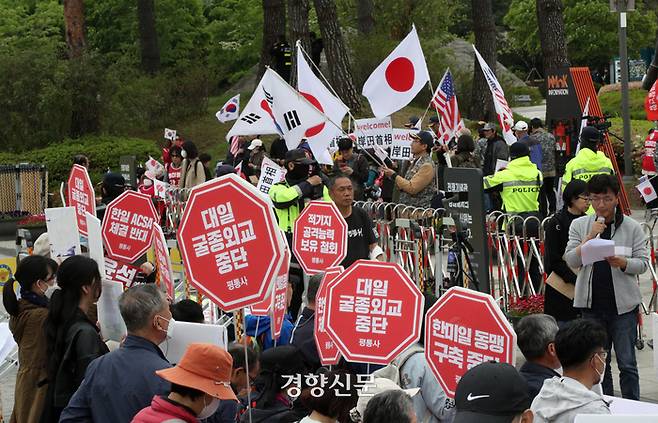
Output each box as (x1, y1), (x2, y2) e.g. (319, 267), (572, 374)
(242, 308), (253, 423)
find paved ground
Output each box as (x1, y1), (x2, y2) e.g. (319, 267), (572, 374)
(2, 209), (658, 418)
(513, 102), (547, 121)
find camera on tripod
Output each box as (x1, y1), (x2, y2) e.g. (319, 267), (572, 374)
(584, 115), (612, 134)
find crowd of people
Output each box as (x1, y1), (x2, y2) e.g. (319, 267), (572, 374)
(3, 246), (636, 423)
(1, 112), (650, 423)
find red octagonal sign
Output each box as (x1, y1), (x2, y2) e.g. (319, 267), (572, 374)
(101, 190), (159, 263)
(67, 164), (96, 236)
(325, 260), (423, 365)
(177, 174), (285, 311)
(293, 201), (347, 274)
(425, 287), (516, 398)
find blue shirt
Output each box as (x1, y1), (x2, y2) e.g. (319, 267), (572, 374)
(244, 314), (294, 350)
(60, 335), (172, 423)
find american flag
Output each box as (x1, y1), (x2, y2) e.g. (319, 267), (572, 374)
(229, 135), (241, 156)
(431, 69), (465, 144)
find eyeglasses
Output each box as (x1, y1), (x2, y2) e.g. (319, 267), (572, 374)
(590, 196), (616, 204)
(577, 196), (591, 202)
(171, 154), (181, 158)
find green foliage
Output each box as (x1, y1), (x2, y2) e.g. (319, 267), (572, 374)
(205, 0), (262, 87)
(0, 49), (72, 152)
(0, 136), (160, 187)
(504, 0), (658, 71)
(599, 88), (649, 120)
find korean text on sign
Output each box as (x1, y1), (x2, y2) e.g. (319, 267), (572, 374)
(72, 177), (90, 216)
(108, 208), (155, 250)
(431, 319), (505, 375)
(338, 278), (402, 348)
(190, 201), (257, 282)
(300, 214), (338, 264)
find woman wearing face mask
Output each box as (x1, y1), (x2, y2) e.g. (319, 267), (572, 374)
(132, 343), (237, 423)
(2, 255), (58, 423)
(179, 141), (206, 192)
(41, 255), (109, 422)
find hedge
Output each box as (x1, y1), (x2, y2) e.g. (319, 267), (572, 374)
(0, 136), (161, 189)
(599, 88), (647, 121)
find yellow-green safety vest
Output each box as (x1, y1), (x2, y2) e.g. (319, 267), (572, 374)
(483, 156), (542, 213)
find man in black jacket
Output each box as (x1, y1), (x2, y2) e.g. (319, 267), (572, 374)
(333, 137), (369, 200)
(290, 273), (323, 372)
(516, 314), (562, 400)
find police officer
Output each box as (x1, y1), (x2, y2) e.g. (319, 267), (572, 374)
(563, 126), (614, 187)
(271, 36), (293, 82)
(484, 142), (542, 292)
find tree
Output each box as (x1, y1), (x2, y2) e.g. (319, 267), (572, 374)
(357, 0), (374, 34)
(259, 0), (286, 78)
(505, 0), (657, 72)
(313, 0), (361, 113)
(137, 0), (160, 74)
(471, 0), (497, 121)
(288, 0), (310, 85)
(63, 0), (85, 58)
(536, 0), (569, 72)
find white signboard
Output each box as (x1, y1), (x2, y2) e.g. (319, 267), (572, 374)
(354, 117), (393, 148)
(256, 157), (287, 198)
(390, 128), (415, 161)
(45, 207), (81, 261)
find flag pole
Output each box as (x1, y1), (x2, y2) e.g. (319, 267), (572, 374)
(291, 47), (388, 166)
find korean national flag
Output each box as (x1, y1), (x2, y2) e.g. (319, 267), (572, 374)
(216, 94), (240, 123)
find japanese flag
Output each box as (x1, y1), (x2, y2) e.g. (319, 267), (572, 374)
(297, 43), (349, 165)
(164, 128), (176, 141)
(216, 94), (240, 123)
(637, 178), (658, 203)
(261, 68), (328, 150)
(226, 78), (280, 141)
(362, 25), (430, 118)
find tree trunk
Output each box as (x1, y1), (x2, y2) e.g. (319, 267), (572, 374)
(470, 0), (497, 121)
(63, 0), (85, 59)
(357, 0), (375, 35)
(536, 0), (569, 74)
(313, 0), (361, 113)
(288, 0), (311, 86)
(259, 0), (287, 79)
(137, 0), (160, 74)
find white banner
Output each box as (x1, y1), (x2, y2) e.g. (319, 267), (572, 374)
(390, 129), (415, 161)
(353, 117), (393, 148)
(45, 207), (81, 262)
(256, 157), (287, 198)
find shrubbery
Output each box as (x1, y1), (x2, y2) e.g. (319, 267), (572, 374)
(0, 136), (160, 188)
(599, 88), (648, 121)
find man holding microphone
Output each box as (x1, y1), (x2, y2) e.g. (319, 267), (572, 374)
(564, 174), (648, 400)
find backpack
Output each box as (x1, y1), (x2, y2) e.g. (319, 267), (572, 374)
(371, 344), (424, 385)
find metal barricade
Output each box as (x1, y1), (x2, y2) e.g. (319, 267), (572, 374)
(0, 164), (48, 215)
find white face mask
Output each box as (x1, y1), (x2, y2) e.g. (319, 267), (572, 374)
(593, 353), (606, 384)
(44, 283), (60, 299)
(197, 396), (220, 419)
(156, 315), (175, 340)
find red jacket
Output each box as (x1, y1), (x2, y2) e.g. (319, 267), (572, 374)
(132, 396), (198, 423)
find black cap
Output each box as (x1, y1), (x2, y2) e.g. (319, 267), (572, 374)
(285, 148), (315, 165)
(215, 164), (236, 177)
(404, 116), (420, 128)
(429, 115), (440, 125)
(454, 362), (531, 423)
(411, 130), (435, 149)
(509, 142), (530, 160)
(581, 126), (603, 143)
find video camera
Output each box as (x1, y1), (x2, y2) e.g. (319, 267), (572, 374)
(584, 115), (612, 133)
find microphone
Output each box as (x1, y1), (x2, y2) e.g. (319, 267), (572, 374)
(595, 216), (605, 238)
